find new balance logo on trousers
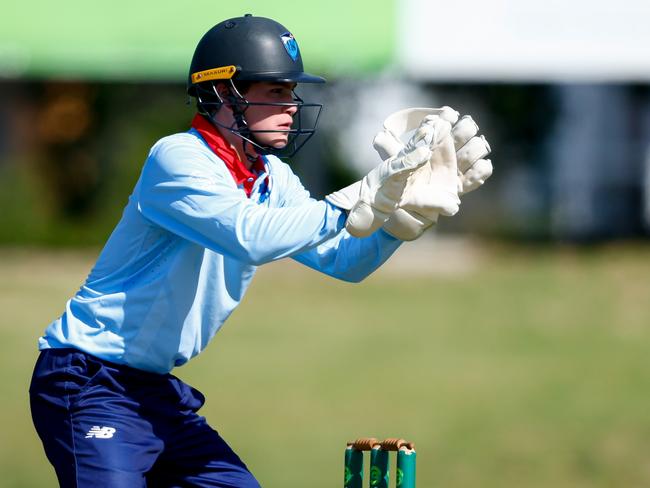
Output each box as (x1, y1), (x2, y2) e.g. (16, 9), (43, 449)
(30, 348), (262, 486)
(85, 426), (116, 439)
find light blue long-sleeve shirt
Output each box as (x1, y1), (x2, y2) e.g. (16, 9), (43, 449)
(38, 128), (402, 373)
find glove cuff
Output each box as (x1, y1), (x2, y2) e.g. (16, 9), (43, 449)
(345, 201), (390, 238)
(383, 208), (436, 241)
(325, 181), (362, 211)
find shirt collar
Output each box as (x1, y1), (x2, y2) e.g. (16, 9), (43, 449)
(190, 114), (266, 196)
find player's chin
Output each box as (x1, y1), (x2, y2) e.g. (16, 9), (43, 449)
(266, 135), (290, 149)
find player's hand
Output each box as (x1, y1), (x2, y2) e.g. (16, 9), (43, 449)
(397, 115), (460, 221)
(376, 107), (493, 241)
(326, 116), (453, 237)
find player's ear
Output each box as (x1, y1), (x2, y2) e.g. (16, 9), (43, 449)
(215, 82), (230, 100)
(209, 83), (237, 115)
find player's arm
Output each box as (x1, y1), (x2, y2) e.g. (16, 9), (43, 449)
(136, 140), (346, 266)
(276, 167), (402, 283)
(292, 229), (401, 283)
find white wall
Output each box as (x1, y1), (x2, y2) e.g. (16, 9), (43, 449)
(399, 0), (650, 81)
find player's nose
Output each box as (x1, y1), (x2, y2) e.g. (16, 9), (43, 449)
(284, 103), (298, 117)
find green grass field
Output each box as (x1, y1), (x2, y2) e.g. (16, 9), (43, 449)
(2, 241), (650, 487)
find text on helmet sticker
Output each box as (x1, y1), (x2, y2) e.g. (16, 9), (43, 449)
(191, 65), (237, 84)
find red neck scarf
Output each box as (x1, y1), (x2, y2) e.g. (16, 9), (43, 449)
(191, 114), (266, 197)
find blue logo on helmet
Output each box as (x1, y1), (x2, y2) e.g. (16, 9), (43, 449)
(281, 32), (299, 61)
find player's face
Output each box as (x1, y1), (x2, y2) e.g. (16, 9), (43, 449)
(242, 82), (298, 148)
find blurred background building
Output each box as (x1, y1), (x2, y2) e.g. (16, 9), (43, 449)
(2, 0), (650, 245)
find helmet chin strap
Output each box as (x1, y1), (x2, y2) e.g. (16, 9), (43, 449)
(229, 107), (260, 164)
(204, 107), (280, 163)
(220, 83), (281, 162)
(196, 80), (318, 160)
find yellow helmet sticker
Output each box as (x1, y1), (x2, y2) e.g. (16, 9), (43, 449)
(191, 65), (237, 84)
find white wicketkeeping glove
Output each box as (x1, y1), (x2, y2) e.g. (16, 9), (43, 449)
(326, 116), (453, 238)
(378, 107), (493, 240)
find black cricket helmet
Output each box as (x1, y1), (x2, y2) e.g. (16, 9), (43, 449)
(188, 14), (325, 159)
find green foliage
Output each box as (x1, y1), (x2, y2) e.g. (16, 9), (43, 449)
(2, 243), (650, 487)
(0, 83), (192, 246)
(1, 1), (394, 79)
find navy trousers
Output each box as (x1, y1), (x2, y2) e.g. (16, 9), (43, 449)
(29, 348), (262, 488)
